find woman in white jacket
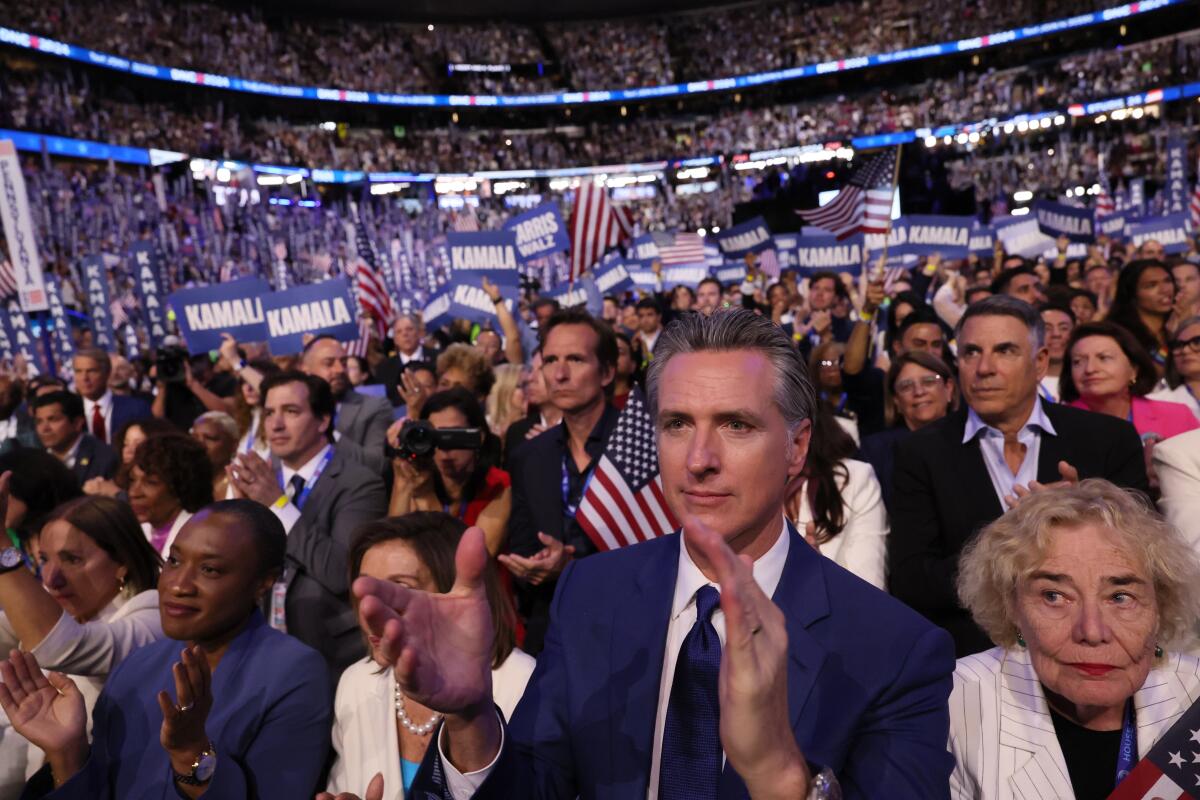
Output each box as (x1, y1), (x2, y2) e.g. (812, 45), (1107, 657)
(323, 512), (535, 800)
(0, 488), (164, 794)
(786, 406), (889, 589)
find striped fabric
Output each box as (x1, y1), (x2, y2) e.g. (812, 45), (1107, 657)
(795, 147), (897, 240)
(569, 183), (631, 281)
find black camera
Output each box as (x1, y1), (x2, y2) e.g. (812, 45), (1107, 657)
(155, 345), (189, 384)
(385, 420), (483, 461)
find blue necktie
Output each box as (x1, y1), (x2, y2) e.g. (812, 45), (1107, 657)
(658, 584), (722, 800)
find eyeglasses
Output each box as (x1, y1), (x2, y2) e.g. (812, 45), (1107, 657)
(894, 374), (945, 396)
(1169, 335), (1200, 354)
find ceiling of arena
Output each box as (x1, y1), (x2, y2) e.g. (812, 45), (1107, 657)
(253, 0), (739, 22)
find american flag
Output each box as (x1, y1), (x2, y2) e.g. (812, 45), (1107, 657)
(1107, 694), (1200, 799)
(354, 218), (395, 340)
(110, 295), (133, 329)
(451, 207), (480, 233)
(576, 387), (678, 552)
(1190, 174), (1200, 231)
(0, 261), (16, 299)
(657, 231), (706, 266)
(569, 183), (632, 281)
(795, 147), (897, 240)
(345, 316), (373, 358)
(757, 248), (781, 279)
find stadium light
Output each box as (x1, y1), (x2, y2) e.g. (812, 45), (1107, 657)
(1053, 115), (1066, 125)
(216, 167), (231, 182)
(711, 226), (721, 233)
(1011, 207), (1030, 216)
(1003, 123), (1016, 134)
(697, 229), (706, 237)
(1013, 190), (1033, 203)
(924, 136), (937, 148)
(256, 175), (284, 186)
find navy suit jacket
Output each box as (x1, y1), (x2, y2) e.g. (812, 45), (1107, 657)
(415, 523), (955, 799)
(109, 394), (152, 440)
(71, 434), (118, 485)
(34, 611), (331, 800)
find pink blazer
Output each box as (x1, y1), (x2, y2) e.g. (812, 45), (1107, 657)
(1068, 396), (1200, 442)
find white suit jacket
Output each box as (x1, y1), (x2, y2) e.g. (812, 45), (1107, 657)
(949, 646), (1200, 799)
(791, 458), (888, 589)
(1153, 428), (1200, 553)
(326, 650), (536, 799)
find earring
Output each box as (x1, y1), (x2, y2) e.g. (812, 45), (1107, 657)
(1016, 632), (1027, 648)
(1155, 644), (1164, 659)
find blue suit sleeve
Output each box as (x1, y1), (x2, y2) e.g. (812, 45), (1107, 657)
(837, 625), (956, 800)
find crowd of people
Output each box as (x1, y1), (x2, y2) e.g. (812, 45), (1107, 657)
(0, 221), (1198, 797)
(3, 30), (1196, 177)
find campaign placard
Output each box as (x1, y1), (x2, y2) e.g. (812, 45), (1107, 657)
(796, 232), (867, 273)
(904, 215), (973, 258)
(445, 230), (520, 286)
(129, 241), (169, 345)
(1096, 212), (1129, 241)
(715, 216), (773, 257)
(504, 203), (569, 264)
(1034, 200), (1094, 243)
(629, 233), (660, 269)
(1127, 214), (1192, 255)
(81, 255), (116, 350)
(262, 277), (358, 354)
(0, 141), (48, 312)
(993, 214), (1055, 258)
(593, 258), (635, 296)
(713, 262), (748, 285)
(662, 264), (710, 289)
(169, 278), (270, 353)
(969, 224), (995, 257)
(422, 277), (519, 329)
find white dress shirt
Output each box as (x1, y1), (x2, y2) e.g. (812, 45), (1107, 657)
(55, 435), (84, 469)
(83, 390), (114, 441)
(271, 443), (332, 535)
(399, 346), (427, 365)
(0, 416), (18, 442)
(963, 402), (1057, 509)
(640, 328), (662, 355)
(439, 520), (791, 800)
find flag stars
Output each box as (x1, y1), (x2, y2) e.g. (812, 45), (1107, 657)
(1193, 751), (1200, 764)
(1169, 751), (1185, 768)
(1191, 728), (1200, 745)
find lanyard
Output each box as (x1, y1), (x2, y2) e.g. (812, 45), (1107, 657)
(1114, 698), (1137, 787)
(442, 501), (468, 521)
(243, 414), (260, 453)
(561, 455), (596, 519)
(277, 447), (334, 510)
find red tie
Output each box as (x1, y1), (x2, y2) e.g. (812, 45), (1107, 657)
(92, 404), (106, 444)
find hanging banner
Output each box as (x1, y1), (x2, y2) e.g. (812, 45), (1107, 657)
(1127, 214), (1192, 255)
(445, 230), (520, 286)
(504, 202), (570, 264)
(43, 277), (75, 377)
(421, 277), (519, 330)
(3, 298), (45, 373)
(129, 240), (169, 346)
(969, 224), (995, 257)
(169, 278), (270, 354)
(1164, 137), (1188, 216)
(1034, 200), (1095, 243)
(903, 215), (973, 258)
(262, 277), (358, 354)
(1128, 178), (1146, 218)
(714, 216), (773, 257)
(81, 255), (116, 350)
(0, 141), (48, 312)
(795, 233), (867, 273)
(593, 258), (635, 296)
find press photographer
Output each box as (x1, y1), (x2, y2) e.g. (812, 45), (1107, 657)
(386, 387), (512, 556)
(149, 341), (238, 431)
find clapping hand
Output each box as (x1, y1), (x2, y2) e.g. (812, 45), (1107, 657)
(0, 650), (88, 785)
(1004, 460), (1080, 508)
(497, 532), (575, 585)
(684, 521), (811, 799)
(316, 773), (385, 800)
(228, 451), (282, 506)
(157, 645), (214, 774)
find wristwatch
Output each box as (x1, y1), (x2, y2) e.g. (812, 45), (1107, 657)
(0, 547), (24, 575)
(173, 744), (217, 786)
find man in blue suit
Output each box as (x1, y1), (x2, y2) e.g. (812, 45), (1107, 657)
(73, 349), (152, 445)
(355, 309), (955, 799)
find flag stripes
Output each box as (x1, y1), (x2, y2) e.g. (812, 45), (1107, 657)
(569, 184), (630, 281)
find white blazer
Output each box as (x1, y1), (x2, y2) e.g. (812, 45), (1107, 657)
(326, 650), (536, 799)
(1152, 428), (1200, 553)
(140, 509), (192, 557)
(949, 646), (1200, 799)
(790, 458), (888, 589)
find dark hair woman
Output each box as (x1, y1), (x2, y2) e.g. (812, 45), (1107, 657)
(325, 512), (534, 798)
(1106, 259), (1177, 373)
(127, 433), (214, 556)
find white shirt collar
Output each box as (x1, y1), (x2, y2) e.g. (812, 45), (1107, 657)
(281, 443), (332, 486)
(962, 399), (1057, 444)
(670, 517), (790, 622)
(84, 389), (113, 416)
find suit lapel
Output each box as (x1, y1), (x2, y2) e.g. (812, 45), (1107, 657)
(718, 523), (830, 799)
(997, 649), (1074, 798)
(608, 535), (678, 798)
(946, 411), (1005, 520)
(337, 394), (361, 438)
(1132, 654), (1200, 759)
(1035, 400), (1071, 485)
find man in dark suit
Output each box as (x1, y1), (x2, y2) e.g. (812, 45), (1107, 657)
(0, 375), (37, 454)
(374, 313), (441, 407)
(72, 348), (152, 444)
(301, 335), (393, 474)
(32, 390), (119, 485)
(889, 295), (1148, 656)
(227, 371), (387, 680)
(356, 309), (956, 799)
(498, 310), (620, 655)
(501, 350), (561, 470)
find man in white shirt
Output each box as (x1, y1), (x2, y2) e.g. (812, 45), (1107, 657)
(32, 390), (117, 484)
(228, 370), (386, 679)
(635, 298), (664, 363)
(72, 348), (152, 444)
(353, 310), (956, 800)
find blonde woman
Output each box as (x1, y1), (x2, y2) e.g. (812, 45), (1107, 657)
(486, 363), (526, 439)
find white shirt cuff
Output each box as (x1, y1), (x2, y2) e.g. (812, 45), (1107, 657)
(271, 502), (302, 535)
(437, 709), (505, 800)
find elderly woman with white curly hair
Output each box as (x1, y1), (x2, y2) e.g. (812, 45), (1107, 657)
(948, 479), (1200, 800)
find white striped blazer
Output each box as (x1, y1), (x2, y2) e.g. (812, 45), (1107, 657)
(949, 646), (1200, 799)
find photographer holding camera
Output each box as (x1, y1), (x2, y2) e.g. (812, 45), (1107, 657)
(150, 341), (237, 430)
(386, 387), (512, 556)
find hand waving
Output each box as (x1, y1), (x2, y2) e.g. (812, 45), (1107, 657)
(353, 526), (494, 717)
(0, 650), (87, 762)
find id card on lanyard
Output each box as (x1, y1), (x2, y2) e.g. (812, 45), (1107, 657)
(1114, 699), (1137, 787)
(562, 455), (596, 520)
(276, 447), (334, 511)
(268, 446), (334, 633)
